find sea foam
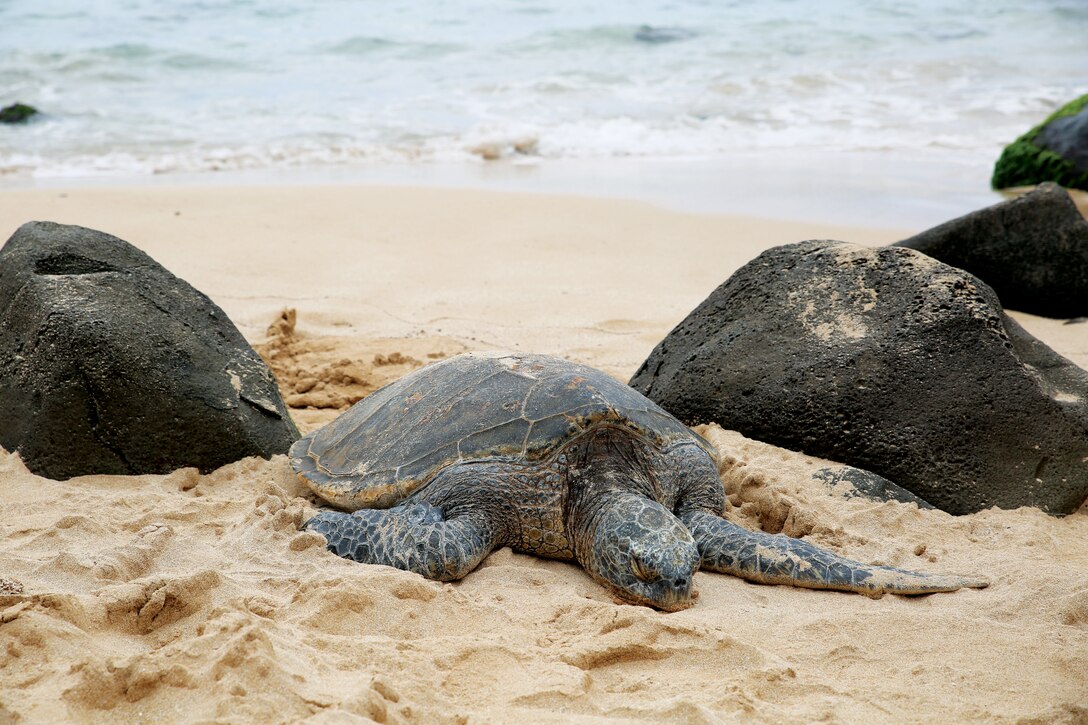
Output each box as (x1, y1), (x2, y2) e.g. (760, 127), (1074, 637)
(0, 0), (1085, 179)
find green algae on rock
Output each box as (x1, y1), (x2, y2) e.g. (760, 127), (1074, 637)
(0, 102), (39, 124)
(992, 94), (1088, 192)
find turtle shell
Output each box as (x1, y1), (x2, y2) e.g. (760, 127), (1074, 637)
(290, 351), (711, 510)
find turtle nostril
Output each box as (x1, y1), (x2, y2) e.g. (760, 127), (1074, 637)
(675, 577), (688, 589)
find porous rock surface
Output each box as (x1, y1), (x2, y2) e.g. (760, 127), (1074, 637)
(630, 240), (1088, 515)
(0, 221), (298, 479)
(896, 183), (1088, 318)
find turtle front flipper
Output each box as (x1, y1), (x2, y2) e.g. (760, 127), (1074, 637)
(680, 510), (989, 597)
(303, 503), (497, 582)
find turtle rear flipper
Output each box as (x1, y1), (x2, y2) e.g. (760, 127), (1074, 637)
(681, 510), (989, 597)
(304, 503), (497, 582)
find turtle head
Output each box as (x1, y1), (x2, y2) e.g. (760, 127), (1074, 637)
(578, 493), (699, 612)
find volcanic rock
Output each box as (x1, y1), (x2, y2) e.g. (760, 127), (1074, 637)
(0, 221), (298, 479)
(630, 240), (1088, 515)
(895, 183), (1088, 318)
(992, 94), (1088, 192)
(0, 103), (38, 124)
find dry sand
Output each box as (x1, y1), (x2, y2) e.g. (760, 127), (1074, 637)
(1, 184), (1086, 723)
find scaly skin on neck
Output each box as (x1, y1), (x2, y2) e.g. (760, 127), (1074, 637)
(565, 429), (700, 610)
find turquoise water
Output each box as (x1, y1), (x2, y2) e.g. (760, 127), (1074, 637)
(0, 0), (1086, 181)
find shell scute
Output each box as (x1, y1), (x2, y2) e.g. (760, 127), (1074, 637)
(290, 352), (707, 510)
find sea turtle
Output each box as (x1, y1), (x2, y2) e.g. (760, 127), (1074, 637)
(293, 352), (987, 611)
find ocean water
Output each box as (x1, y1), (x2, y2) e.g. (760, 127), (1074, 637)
(0, 0), (1086, 187)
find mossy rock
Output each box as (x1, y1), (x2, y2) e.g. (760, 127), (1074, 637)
(0, 103), (39, 124)
(992, 94), (1088, 192)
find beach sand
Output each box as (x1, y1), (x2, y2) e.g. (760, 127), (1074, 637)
(1, 184), (1086, 723)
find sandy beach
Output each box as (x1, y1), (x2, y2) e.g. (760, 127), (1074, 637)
(1, 183), (1086, 723)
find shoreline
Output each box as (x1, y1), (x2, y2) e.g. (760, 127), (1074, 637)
(0, 149), (1008, 230)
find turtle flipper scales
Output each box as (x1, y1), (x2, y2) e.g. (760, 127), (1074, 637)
(303, 503), (497, 582)
(681, 510), (989, 597)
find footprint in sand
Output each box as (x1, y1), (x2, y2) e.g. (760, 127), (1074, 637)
(98, 570), (221, 634)
(92, 524), (174, 582)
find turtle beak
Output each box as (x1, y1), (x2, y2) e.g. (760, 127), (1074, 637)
(655, 571), (696, 612)
(607, 582), (695, 612)
(610, 571), (696, 612)
(655, 588), (695, 612)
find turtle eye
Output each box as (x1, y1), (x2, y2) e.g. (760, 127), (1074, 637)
(631, 555), (658, 583)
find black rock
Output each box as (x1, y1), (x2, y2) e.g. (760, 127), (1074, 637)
(1035, 104), (1088, 176)
(0, 103), (38, 124)
(809, 466), (934, 509)
(895, 183), (1088, 319)
(992, 94), (1088, 191)
(630, 240), (1088, 515)
(633, 25), (696, 44)
(0, 221), (298, 480)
